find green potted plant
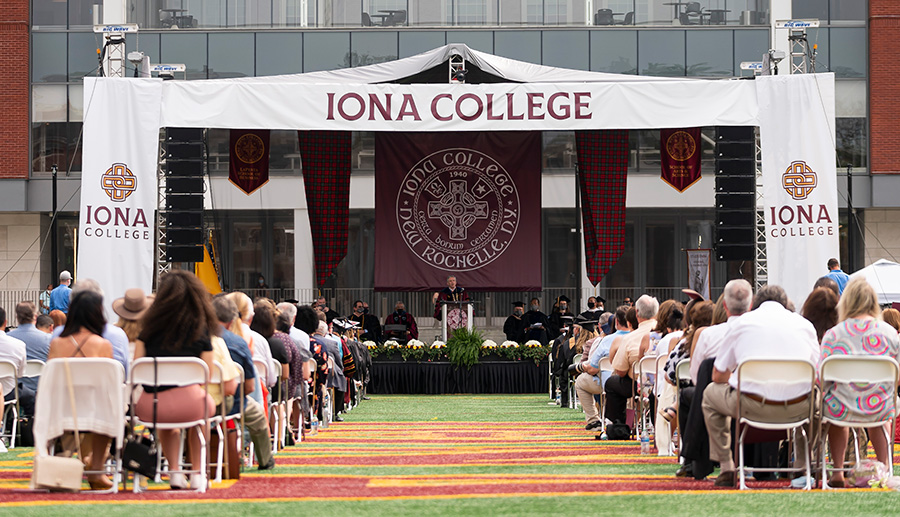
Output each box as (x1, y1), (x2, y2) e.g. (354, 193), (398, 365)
(446, 327), (483, 369)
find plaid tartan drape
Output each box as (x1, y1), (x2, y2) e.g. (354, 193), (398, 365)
(575, 130), (629, 286)
(299, 131), (352, 287)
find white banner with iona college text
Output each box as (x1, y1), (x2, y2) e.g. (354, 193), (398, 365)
(758, 74), (838, 307)
(78, 78), (162, 310)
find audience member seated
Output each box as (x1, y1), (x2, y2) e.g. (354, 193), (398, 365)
(133, 271), (217, 490)
(8, 301), (51, 394)
(820, 277), (900, 487)
(112, 288), (153, 364)
(49, 310), (66, 331)
(48, 290), (115, 489)
(251, 299), (292, 405)
(801, 287), (840, 343)
(35, 314), (53, 334)
(229, 292), (277, 400)
(384, 301), (418, 342)
(605, 295), (659, 429)
(278, 302), (310, 352)
(701, 284), (818, 487)
(348, 300), (382, 343)
(0, 306), (30, 428)
(879, 307), (900, 334)
(654, 305), (685, 455)
(573, 305), (632, 430)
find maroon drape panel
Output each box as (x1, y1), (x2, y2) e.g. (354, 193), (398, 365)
(298, 131), (352, 287)
(575, 130), (629, 286)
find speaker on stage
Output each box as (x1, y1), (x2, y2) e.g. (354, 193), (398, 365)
(714, 126), (755, 262)
(164, 127), (205, 263)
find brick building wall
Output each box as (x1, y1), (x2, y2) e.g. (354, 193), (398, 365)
(0, 0), (29, 179)
(870, 2), (900, 174)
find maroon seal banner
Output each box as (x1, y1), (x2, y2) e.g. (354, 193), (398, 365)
(375, 132), (541, 291)
(229, 129), (270, 195)
(659, 127), (702, 192)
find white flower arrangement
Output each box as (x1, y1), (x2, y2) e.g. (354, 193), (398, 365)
(500, 340), (519, 349)
(524, 340), (543, 348)
(481, 339), (498, 349)
(385, 340), (401, 349)
(430, 340), (446, 349)
(407, 339), (425, 349)
(363, 340), (377, 349)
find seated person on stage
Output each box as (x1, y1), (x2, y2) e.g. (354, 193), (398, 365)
(605, 295), (659, 428)
(522, 297), (551, 346)
(503, 301), (528, 344)
(348, 300), (382, 343)
(384, 301), (418, 342)
(573, 306), (632, 430)
(701, 284), (818, 487)
(432, 276), (469, 332)
(314, 297), (340, 323)
(579, 296), (605, 319)
(548, 295), (575, 341)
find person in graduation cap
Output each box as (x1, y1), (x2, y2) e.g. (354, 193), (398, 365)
(348, 299), (382, 343)
(548, 295), (575, 340)
(580, 296), (606, 319)
(522, 297), (551, 347)
(503, 301), (528, 344)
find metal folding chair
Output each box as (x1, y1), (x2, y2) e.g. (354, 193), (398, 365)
(568, 353), (582, 409)
(0, 360), (19, 448)
(634, 355), (658, 437)
(817, 355), (899, 489)
(208, 361), (244, 482)
(735, 358), (816, 490)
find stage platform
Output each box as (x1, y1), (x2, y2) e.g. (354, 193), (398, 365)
(370, 360), (549, 395)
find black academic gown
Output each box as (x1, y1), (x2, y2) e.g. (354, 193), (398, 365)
(348, 313), (382, 343)
(503, 314), (527, 343)
(548, 310), (575, 340)
(522, 310), (550, 347)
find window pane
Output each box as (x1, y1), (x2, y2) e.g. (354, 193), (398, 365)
(69, 85), (84, 122)
(446, 31), (493, 53)
(686, 30), (732, 76)
(603, 222), (634, 288)
(232, 221), (264, 289)
(591, 30), (637, 75)
(453, 0), (496, 25)
(125, 33), (160, 68)
(543, 208), (578, 288)
(792, 0), (827, 20)
(542, 31), (589, 70)
(499, 0), (527, 25)
(32, 0), (67, 27)
(69, 32), (101, 81)
(411, 3), (449, 26)
(495, 31), (541, 64)
(160, 33), (208, 79)
(207, 129), (228, 176)
(543, 131), (576, 171)
(208, 33), (255, 78)
(835, 118), (866, 169)
(273, 218), (295, 289)
(270, 130), (301, 172)
(399, 31), (446, 58)
(257, 33), (303, 76)
(32, 85), (67, 123)
(227, 0), (273, 27)
(303, 32), (350, 72)
(183, 0), (227, 28)
(273, 0), (307, 27)
(352, 132), (376, 171)
(646, 223), (675, 287)
(32, 122), (68, 173)
(68, 122), (83, 172)
(830, 0), (866, 22)
(639, 31), (685, 76)
(806, 28), (828, 73)
(720, 0), (770, 25)
(834, 80), (866, 118)
(829, 28), (865, 78)
(637, 129), (660, 171)
(69, 0), (98, 27)
(335, 210), (376, 289)
(351, 32), (399, 66)
(363, 0), (409, 26)
(733, 29), (768, 75)
(32, 33), (67, 83)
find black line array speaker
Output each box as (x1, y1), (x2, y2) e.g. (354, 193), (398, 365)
(714, 126), (756, 262)
(165, 127), (205, 263)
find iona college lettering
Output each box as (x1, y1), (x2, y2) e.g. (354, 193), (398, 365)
(396, 149), (519, 271)
(768, 160), (834, 239)
(84, 163), (151, 240)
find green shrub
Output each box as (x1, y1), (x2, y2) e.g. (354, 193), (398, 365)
(446, 327), (483, 369)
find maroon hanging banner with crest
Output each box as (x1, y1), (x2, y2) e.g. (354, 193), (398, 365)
(375, 132), (541, 292)
(229, 129), (270, 195)
(660, 127), (702, 192)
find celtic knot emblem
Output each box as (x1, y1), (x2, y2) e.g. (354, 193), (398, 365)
(665, 131), (696, 161)
(101, 163), (137, 202)
(234, 134), (265, 164)
(782, 161), (817, 200)
(427, 180), (490, 240)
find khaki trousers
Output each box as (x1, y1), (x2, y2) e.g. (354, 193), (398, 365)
(574, 373), (604, 424)
(702, 383), (811, 473)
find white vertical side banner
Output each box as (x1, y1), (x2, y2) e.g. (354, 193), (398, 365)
(78, 78), (162, 308)
(758, 73), (838, 307)
(686, 249), (711, 301)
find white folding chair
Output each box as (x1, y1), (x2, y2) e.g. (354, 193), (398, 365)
(33, 358), (126, 493)
(0, 360), (19, 448)
(568, 353), (583, 409)
(208, 361), (245, 482)
(254, 359), (285, 455)
(818, 355), (899, 489)
(635, 355), (658, 437)
(735, 358), (816, 490)
(249, 359), (271, 465)
(24, 359), (45, 379)
(129, 357), (211, 493)
(597, 357), (613, 428)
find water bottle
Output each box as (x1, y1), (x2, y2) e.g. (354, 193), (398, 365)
(310, 418), (319, 436)
(555, 388), (561, 406)
(640, 429), (650, 455)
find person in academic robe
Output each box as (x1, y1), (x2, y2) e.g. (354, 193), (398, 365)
(384, 301), (418, 342)
(503, 301), (528, 344)
(579, 296), (606, 319)
(347, 300), (382, 343)
(548, 295), (576, 340)
(522, 297), (550, 347)
(432, 276), (470, 333)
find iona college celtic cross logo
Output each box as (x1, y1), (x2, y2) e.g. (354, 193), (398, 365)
(396, 149), (520, 272)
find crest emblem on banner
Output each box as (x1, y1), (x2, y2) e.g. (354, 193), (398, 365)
(229, 129), (271, 195)
(782, 160), (817, 200)
(396, 148), (520, 272)
(101, 163), (137, 202)
(659, 128), (702, 193)
(234, 133), (266, 164)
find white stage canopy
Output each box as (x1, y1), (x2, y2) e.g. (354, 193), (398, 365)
(851, 259), (900, 305)
(79, 44), (838, 309)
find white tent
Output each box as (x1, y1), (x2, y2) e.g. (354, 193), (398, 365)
(850, 259), (900, 304)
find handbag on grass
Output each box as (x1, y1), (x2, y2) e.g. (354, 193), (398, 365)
(32, 359), (84, 492)
(123, 358), (159, 479)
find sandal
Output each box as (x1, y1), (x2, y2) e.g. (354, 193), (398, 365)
(661, 407), (677, 423)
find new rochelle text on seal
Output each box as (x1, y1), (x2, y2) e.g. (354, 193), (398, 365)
(396, 148), (520, 272)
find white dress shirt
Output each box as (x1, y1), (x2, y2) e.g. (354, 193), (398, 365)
(690, 316), (740, 384)
(714, 301), (819, 400)
(289, 326), (310, 352)
(0, 331), (27, 396)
